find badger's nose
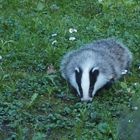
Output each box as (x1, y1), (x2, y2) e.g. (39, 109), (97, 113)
(81, 97), (92, 102)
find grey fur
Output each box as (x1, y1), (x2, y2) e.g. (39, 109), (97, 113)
(60, 38), (132, 100)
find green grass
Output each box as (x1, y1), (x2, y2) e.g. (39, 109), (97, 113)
(0, 0), (140, 139)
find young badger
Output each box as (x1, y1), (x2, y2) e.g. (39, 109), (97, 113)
(60, 38), (132, 102)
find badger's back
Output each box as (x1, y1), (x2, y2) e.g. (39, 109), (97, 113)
(83, 38), (132, 69)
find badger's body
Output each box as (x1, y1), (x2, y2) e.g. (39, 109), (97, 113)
(60, 38), (132, 102)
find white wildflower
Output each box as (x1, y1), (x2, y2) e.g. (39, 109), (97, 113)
(51, 33), (57, 37)
(139, 66), (140, 69)
(121, 69), (128, 75)
(128, 119), (134, 123)
(134, 83), (138, 86)
(0, 55), (2, 62)
(69, 37), (76, 41)
(69, 28), (77, 33)
(133, 106), (138, 111)
(52, 40), (57, 45)
(0, 55), (2, 60)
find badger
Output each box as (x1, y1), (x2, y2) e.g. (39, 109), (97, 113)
(60, 38), (132, 102)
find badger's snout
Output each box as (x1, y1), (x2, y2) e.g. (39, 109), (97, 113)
(81, 97), (93, 102)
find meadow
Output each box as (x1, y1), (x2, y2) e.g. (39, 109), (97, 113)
(0, 0), (140, 139)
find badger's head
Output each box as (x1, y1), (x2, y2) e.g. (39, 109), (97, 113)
(69, 66), (110, 102)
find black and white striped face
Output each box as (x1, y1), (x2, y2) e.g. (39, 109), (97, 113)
(74, 67), (99, 102)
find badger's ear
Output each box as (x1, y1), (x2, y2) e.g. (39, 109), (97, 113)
(91, 67), (99, 76)
(74, 67), (83, 98)
(91, 67), (99, 72)
(90, 69), (99, 83)
(89, 68), (99, 98)
(75, 67), (82, 77)
(75, 67), (80, 73)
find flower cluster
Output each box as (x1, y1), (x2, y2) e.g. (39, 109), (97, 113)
(68, 28), (77, 41)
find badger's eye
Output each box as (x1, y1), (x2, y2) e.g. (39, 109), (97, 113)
(89, 67), (99, 97)
(90, 67), (99, 80)
(75, 67), (83, 98)
(75, 67), (80, 73)
(91, 69), (99, 76)
(91, 67), (99, 73)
